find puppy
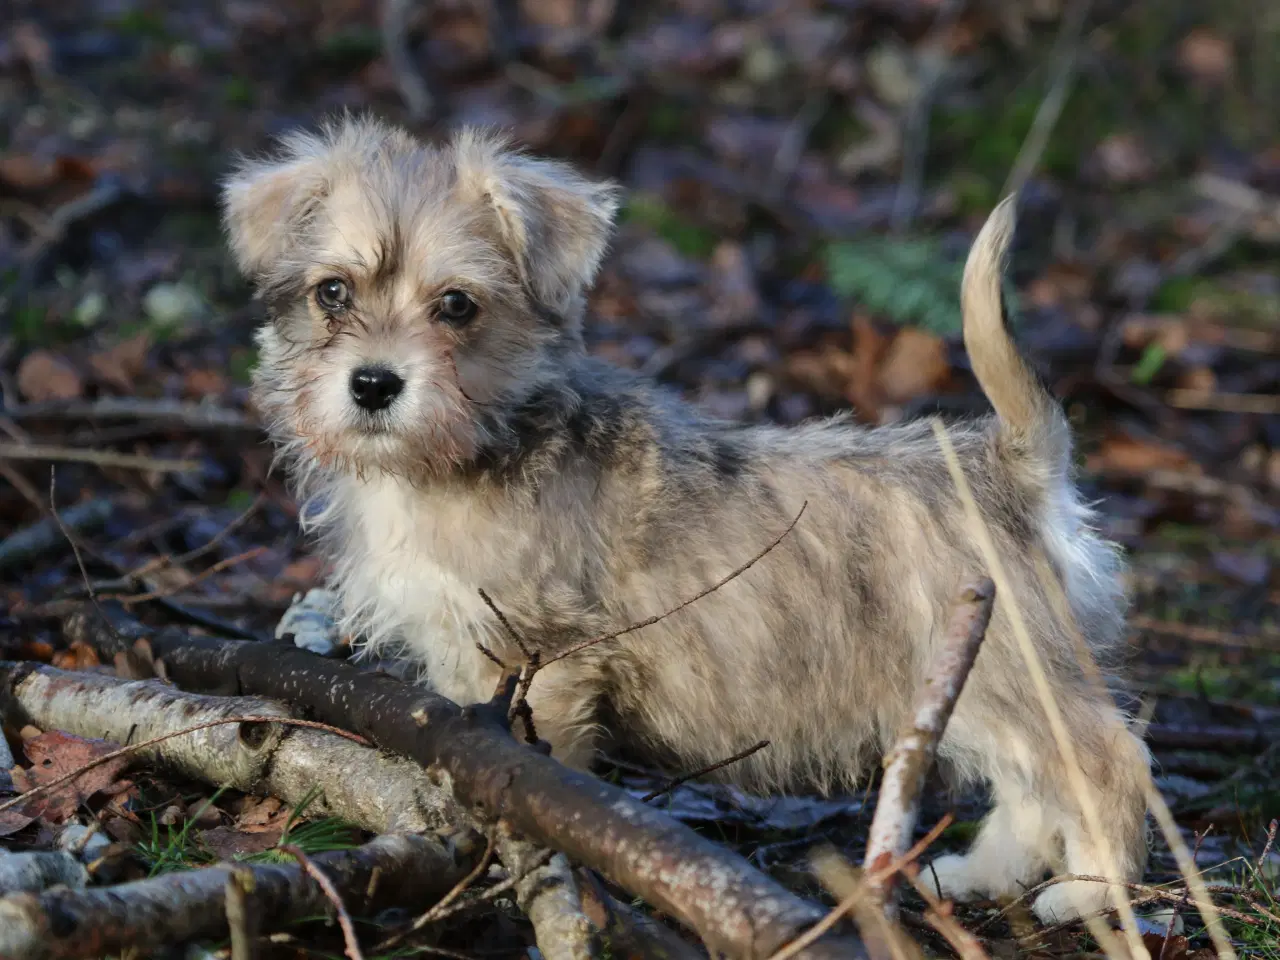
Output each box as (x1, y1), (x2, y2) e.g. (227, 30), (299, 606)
(222, 116), (1151, 924)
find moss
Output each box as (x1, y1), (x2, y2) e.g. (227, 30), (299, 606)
(619, 195), (718, 259)
(222, 76), (256, 108)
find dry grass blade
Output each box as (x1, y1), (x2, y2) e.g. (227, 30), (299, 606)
(0, 442), (199, 472)
(283, 845), (365, 960)
(929, 419), (1146, 959)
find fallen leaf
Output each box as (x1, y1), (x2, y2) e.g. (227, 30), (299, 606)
(238, 795), (287, 832)
(1088, 434), (1196, 476)
(199, 824), (283, 859)
(51, 641), (101, 671)
(1142, 932), (1189, 960)
(182, 368), (227, 400)
(89, 333), (151, 393)
(18, 730), (130, 824)
(1177, 28), (1233, 86)
(847, 313), (888, 422)
(876, 328), (950, 404)
(784, 346), (857, 400)
(16, 350), (84, 402)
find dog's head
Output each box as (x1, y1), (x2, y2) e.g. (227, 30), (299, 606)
(221, 116), (619, 480)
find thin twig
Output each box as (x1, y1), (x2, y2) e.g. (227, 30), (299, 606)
(377, 844), (554, 952)
(282, 845), (366, 960)
(891, 0), (964, 232)
(1001, 0), (1093, 200)
(0, 443), (199, 472)
(902, 865), (989, 960)
(7, 398), (253, 430)
(1254, 820), (1278, 894)
(477, 588), (534, 661)
(381, 0), (432, 121)
(641, 740), (771, 802)
(766, 814), (953, 960)
(863, 578), (995, 919)
(542, 501), (807, 669)
(1165, 389), (1280, 416)
(414, 829), (498, 927)
(173, 492), (267, 568)
(103, 546), (268, 605)
(48, 470), (120, 643)
(0, 716), (370, 817)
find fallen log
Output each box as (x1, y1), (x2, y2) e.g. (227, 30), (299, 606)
(0, 834), (459, 960)
(64, 604), (865, 960)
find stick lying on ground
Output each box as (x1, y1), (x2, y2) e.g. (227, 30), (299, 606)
(0, 661), (465, 835)
(862, 578), (996, 918)
(0, 834), (460, 960)
(63, 604), (865, 960)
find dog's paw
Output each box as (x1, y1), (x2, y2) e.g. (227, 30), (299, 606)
(920, 854), (983, 902)
(1031, 880), (1111, 925)
(276, 588), (344, 656)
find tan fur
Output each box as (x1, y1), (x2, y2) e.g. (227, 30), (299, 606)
(222, 115), (1151, 924)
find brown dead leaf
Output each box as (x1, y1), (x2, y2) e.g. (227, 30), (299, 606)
(16, 350), (84, 402)
(17, 640), (54, 662)
(51, 640), (102, 671)
(1142, 932), (1188, 960)
(1177, 27), (1233, 86)
(0, 806), (35, 837)
(199, 823), (283, 859)
(847, 313), (888, 422)
(876, 328), (950, 405)
(113, 638), (160, 680)
(1087, 433), (1196, 476)
(19, 730), (130, 824)
(182, 368), (228, 400)
(89, 333), (151, 393)
(237, 795), (287, 831)
(1026, 263), (1094, 309)
(784, 346), (857, 400)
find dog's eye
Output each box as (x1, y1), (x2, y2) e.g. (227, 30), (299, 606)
(438, 290), (478, 326)
(316, 278), (351, 312)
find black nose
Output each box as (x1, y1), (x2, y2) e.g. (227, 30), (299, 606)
(349, 366), (404, 411)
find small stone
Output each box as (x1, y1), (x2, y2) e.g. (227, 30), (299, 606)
(143, 282), (207, 329)
(73, 291), (107, 327)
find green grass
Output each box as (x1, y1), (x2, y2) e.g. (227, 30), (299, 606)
(136, 789), (225, 876)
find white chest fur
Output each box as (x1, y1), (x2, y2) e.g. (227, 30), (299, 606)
(327, 475), (509, 704)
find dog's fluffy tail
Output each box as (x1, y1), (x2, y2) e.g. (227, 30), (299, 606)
(962, 195), (1070, 477)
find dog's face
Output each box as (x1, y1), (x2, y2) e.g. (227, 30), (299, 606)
(221, 117), (618, 479)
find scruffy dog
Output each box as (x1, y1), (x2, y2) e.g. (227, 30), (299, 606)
(222, 116), (1151, 924)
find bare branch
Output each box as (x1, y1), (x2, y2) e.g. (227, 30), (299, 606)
(862, 578), (995, 917)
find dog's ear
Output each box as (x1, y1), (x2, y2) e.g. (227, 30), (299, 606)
(452, 129), (621, 316)
(220, 131), (336, 280)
